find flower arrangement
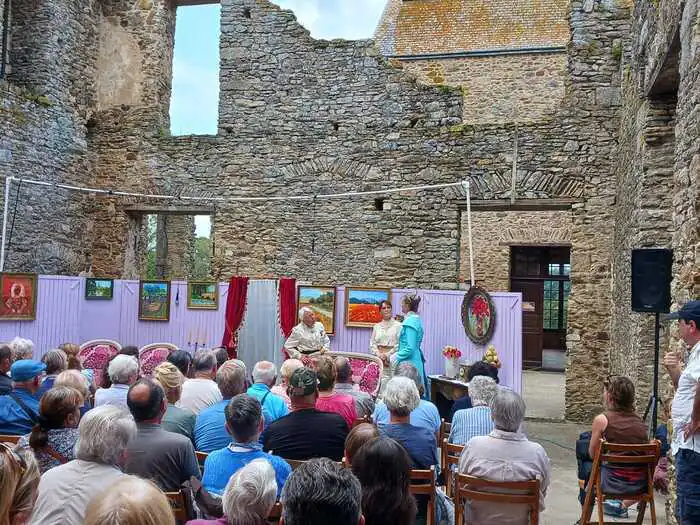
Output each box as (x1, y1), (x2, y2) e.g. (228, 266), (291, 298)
(442, 346), (462, 360)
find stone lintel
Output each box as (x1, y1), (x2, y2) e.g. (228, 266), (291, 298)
(457, 198), (579, 211)
(124, 205), (216, 216)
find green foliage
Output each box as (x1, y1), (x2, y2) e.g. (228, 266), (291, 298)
(611, 41), (623, 60)
(24, 89), (53, 107)
(191, 236), (212, 280)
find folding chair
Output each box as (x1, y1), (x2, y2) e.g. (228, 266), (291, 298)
(410, 465), (436, 525)
(164, 490), (191, 523)
(579, 439), (660, 525)
(195, 451), (208, 472)
(455, 473), (540, 525)
(439, 418), (452, 444)
(441, 438), (464, 499)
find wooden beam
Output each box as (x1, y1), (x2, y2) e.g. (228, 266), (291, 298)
(123, 205), (216, 216)
(456, 198), (579, 211)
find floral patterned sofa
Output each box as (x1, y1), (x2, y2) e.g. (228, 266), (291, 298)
(139, 343), (178, 378)
(78, 339), (121, 388)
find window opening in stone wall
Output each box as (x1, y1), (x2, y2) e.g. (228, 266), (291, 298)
(142, 213), (207, 280)
(272, 0), (385, 39)
(170, 4), (221, 136)
(192, 215), (212, 280)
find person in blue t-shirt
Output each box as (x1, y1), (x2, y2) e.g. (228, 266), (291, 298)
(194, 360), (247, 452)
(246, 361), (288, 435)
(202, 393), (291, 497)
(0, 359), (45, 435)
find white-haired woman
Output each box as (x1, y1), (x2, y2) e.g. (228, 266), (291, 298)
(94, 355), (139, 409)
(379, 376), (438, 470)
(9, 337), (34, 362)
(271, 359), (303, 408)
(283, 307), (330, 362)
(187, 458), (277, 525)
(448, 375), (497, 445)
(85, 476), (175, 525)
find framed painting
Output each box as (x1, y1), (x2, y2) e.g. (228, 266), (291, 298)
(0, 272), (38, 321)
(461, 286), (496, 345)
(297, 285), (336, 335)
(345, 287), (391, 328)
(85, 278), (114, 300)
(187, 281), (219, 310)
(138, 280), (171, 321)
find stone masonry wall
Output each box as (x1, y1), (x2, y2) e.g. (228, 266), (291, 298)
(461, 209), (573, 292)
(402, 53), (568, 124)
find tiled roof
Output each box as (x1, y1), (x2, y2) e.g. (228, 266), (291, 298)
(374, 0), (570, 56)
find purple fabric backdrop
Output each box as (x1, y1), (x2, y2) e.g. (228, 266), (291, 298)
(0, 277), (522, 393)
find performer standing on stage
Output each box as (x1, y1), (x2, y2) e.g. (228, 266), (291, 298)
(370, 300), (402, 382)
(284, 307), (330, 360)
(392, 294), (428, 394)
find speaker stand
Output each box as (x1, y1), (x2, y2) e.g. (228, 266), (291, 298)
(643, 312), (661, 438)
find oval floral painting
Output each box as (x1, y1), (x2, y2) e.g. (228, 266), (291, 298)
(461, 287), (496, 345)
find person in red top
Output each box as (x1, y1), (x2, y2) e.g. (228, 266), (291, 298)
(314, 356), (357, 429)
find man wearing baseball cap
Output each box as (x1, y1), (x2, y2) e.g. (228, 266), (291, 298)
(0, 358), (46, 435)
(262, 367), (348, 461)
(662, 300), (700, 523)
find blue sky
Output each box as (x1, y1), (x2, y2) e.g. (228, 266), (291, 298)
(173, 1), (387, 236)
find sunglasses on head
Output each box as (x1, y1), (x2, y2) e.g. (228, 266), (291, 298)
(0, 442), (26, 475)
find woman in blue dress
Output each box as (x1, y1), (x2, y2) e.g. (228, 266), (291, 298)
(393, 294), (428, 394)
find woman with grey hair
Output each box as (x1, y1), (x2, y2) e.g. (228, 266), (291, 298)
(379, 376), (438, 470)
(392, 295), (427, 394)
(94, 355), (139, 409)
(283, 306), (330, 361)
(28, 405), (138, 525)
(9, 336), (34, 361)
(448, 375), (497, 445)
(458, 388), (551, 524)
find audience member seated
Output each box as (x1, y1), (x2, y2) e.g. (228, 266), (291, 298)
(271, 358), (303, 409)
(334, 356), (375, 419)
(281, 457), (364, 525)
(213, 347), (229, 369)
(55, 369), (91, 415)
(352, 436), (416, 525)
(124, 378), (201, 491)
(247, 361), (288, 432)
(180, 350), (222, 416)
(29, 405), (137, 525)
(448, 361), (499, 421)
(449, 375), (497, 445)
(119, 345), (140, 360)
(203, 393), (291, 497)
(378, 376), (438, 470)
(585, 375), (650, 518)
(0, 443), (40, 525)
(263, 367), (348, 461)
(373, 363), (440, 436)
(344, 422), (380, 467)
(168, 349), (193, 379)
(0, 360), (45, 435)
(94, 355), (138, 409)
(37, 349), (68, 398)
(19, 386), (82, 473)
(9, 337), (34, 362)
(315, 355), (357, 429)
(189, 459), (277, 525)
(154, 362), (196, 442)
(0, 344), (12, 395)
(195, 360), (247, 453)
(85, 476), (175, 525)
(458, 388), (551, 524)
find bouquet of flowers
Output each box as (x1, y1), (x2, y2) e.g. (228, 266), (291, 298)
(442, 346), (462, 360)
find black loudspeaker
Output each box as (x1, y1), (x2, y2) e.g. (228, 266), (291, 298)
(631, 248), (673, 313)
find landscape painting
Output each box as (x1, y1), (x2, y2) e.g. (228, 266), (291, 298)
(0, 273), (37, 321)
(297, 285), (336, 335)
(85, 278), (114, 300)
(188, 281), (219, 310)
(345, 287), (391, 328)
(139, 280), (171, 321)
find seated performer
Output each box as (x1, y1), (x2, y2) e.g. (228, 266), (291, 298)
(284, 307), (330, 360)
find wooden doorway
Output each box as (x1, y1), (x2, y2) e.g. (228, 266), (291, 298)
(510, 246), (571, 369)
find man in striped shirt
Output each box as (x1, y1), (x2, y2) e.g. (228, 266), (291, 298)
(449, 375), (498, 445)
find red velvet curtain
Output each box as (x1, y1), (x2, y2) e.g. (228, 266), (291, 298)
(222, 276), (249, 359)
(278, 277), (297, 359)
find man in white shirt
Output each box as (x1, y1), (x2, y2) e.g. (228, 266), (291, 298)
(179, 350), (222, 415)
(284, 307), (330, 359)
(663, 300), (700, 524)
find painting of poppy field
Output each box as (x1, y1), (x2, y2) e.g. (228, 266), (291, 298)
(345, 287), (391, 328)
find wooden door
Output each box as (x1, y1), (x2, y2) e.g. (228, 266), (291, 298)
(511, 279), (544, 368)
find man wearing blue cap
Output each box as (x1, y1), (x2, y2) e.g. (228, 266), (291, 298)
(663, 300), (700, 524)
(0, 359), (46, 435)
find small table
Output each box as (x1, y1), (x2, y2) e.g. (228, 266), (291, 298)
(429, 375), (469, 421)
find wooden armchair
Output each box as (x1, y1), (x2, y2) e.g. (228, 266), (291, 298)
(439, 418), (452, 445)
(165, 490), (192, 523)
(410, 465), (436, 525)
(579, 439), (660, 525)
(441, 438), (464, 499)
(0, 434), (20, 444)
(195, 451), (208, 472)
(454, 473), (540, 525)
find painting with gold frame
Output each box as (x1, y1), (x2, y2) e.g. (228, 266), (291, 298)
(344, 287), (391, 328)
(187, 281), (219, 310)
(297, 285), (336, 335)
(138, 280), (171, 321)
(0, 272), (38, 321)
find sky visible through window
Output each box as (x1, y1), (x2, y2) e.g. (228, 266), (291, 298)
(170, 0), (387, 236)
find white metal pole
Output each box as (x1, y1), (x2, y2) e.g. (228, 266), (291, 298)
(462, 180), (475, 287)
(0, 176), (11, 272)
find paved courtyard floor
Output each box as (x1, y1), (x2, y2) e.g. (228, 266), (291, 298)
(521, 370), (667, 524)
